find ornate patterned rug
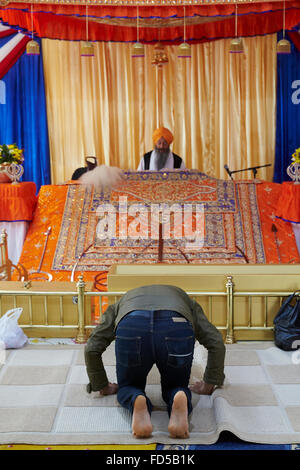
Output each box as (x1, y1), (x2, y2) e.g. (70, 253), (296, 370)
(52, 171), (266, 272)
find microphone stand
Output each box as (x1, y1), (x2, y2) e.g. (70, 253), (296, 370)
(224, 163), (272, 180)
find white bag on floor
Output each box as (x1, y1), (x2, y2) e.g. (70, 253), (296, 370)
(0, 308), (28, 349)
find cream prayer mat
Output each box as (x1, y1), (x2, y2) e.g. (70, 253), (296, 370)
(0, 341), (300, 445)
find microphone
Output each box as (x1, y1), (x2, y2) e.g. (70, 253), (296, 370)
(224, 164), (233, 180)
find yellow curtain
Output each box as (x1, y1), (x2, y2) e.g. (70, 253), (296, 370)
(42, 34), (277, 184)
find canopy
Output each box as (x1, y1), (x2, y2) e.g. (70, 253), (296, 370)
(0, 1), (300, 44)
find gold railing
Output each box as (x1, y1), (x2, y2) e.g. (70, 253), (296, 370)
(0, 275), (293, 343)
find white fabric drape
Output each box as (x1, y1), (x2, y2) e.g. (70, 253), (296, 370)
(0, 222), (29, 265)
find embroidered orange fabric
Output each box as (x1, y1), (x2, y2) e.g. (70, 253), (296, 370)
(15, 182), (300, 322)
(256, 182), (300, 264)
(16, 185), (103, 282)
(0, 182), (37, 221)
(274, 182), (300, 224)
(1, 2), (300, 43)
(18, 182), (300, 273)
(14, 185), (107, 320)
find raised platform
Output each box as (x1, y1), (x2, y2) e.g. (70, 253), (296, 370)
(0, 280), (93, 340)
(13, 176), (300, 284)
(108, 263), (300, 291)
(0, 263), (299, 342)
(3, 174), (300, 342)
(108, 264), (300, 342)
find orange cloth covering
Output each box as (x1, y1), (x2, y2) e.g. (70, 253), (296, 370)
(274, 182), (300, 224)
(256, 182), (299, 263)
(17, 182), (300, 275)
(14, 181), (300, 322)
(15, 185), (104, 283)
(0, 182), (37, 221)
(14, 185), (107, 321)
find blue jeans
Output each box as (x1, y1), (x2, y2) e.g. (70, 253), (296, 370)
(115, 310), (195, 416)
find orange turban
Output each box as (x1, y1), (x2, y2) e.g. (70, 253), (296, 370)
(152, 127), (174, 146)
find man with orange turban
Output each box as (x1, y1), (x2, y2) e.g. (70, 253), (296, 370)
(137, 127), (185, 171)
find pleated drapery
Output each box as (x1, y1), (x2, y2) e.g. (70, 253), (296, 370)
(2, 2), (300, 43)
(274, 33), (300, 183)
(42, 34), (277, 184)
(0, 35), (51, 191)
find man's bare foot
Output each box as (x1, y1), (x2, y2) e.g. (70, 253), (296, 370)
(168, 391), (189, 439)
(132, 395), (153, 438)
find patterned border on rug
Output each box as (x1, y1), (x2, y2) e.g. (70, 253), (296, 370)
(52, 172), (266, 271)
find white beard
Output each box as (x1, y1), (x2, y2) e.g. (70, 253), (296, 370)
(152, 149), (171, 170)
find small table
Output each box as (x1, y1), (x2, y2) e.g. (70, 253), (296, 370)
(0, 182), (37, 265)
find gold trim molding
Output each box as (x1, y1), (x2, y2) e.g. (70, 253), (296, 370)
(0, 0), (290, 6)
(89, 15), (226, 27)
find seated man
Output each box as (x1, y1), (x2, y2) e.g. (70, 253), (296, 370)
(85, 284), (225, 439)
(137, 127), (186, 171)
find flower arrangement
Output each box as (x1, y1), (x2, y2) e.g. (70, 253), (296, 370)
(291, 148), (300, 164)
(0, 144), (24, 165)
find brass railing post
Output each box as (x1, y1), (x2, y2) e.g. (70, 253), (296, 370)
(225, 275), (235, 344)
(0, 229), (11, 280)
(76, 275), (87, 343)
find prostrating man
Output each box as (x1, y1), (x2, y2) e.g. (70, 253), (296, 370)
(137, 127), (185, 171)
(84, 284), (225, 439)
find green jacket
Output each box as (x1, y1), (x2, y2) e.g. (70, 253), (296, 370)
(85, 284), (226, 392)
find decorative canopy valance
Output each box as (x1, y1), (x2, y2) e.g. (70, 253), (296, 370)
(0, 0), (299, 43)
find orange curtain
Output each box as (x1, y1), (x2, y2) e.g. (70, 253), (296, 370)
(1, 2), (300, 42)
